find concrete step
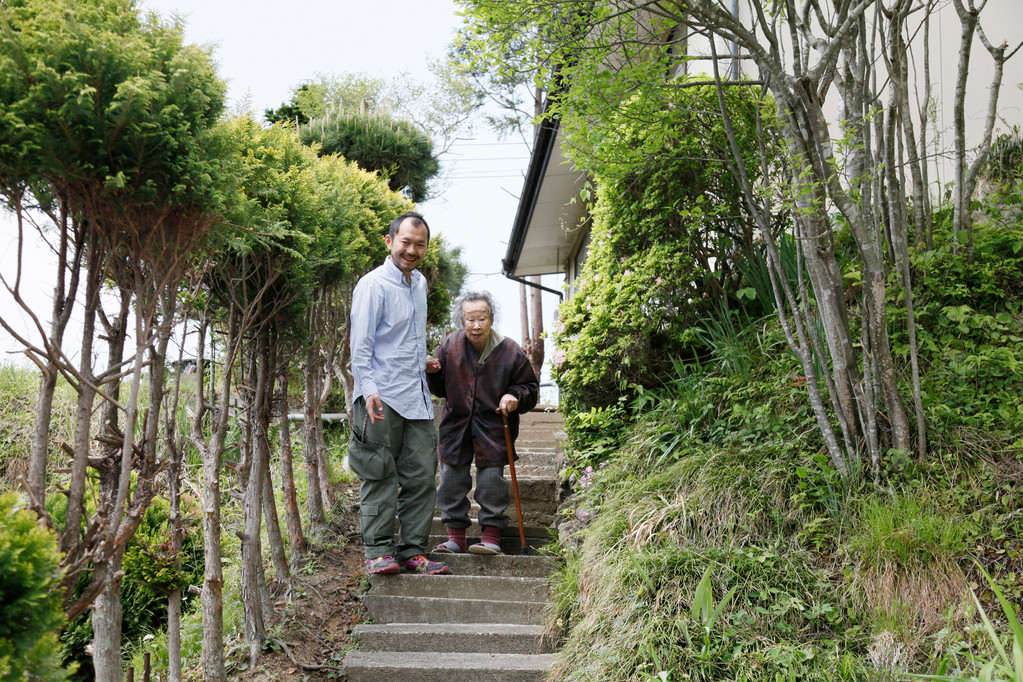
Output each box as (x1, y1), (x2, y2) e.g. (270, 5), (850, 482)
(426, 552), (554, 578)
(427, 533), (549, 553)
(352, 622), (553, 654)
(521, 409), (563, 422)
(514, 435), (563, 446)
(428, 518), (551, 539)
(368, 574), (549, 602)
(442, 477), (558, 511)
(363, 593), (546, 625)
(342, 651), (554, 681)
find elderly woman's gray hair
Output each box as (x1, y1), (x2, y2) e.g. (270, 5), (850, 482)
(451, 290), (499, 328)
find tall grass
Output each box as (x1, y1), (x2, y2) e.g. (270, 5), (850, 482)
(846, 494), (974, 645)
(548, 443), (873, 681)
(0, 364), (77, 489)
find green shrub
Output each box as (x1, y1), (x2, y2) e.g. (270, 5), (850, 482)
(61, 497), (204, 678)
(553, 83), (776, 409)
(0, 492), (72, 681)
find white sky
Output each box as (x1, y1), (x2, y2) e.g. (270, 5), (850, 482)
(0, 0), (562, 367)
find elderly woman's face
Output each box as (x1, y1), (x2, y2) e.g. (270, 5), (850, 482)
(462, 300), (493, 351)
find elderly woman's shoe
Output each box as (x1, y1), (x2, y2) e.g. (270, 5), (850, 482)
(433, 540), (464, 553)
(468, 541), (503, 555)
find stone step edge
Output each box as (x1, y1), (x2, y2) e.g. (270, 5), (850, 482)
(343, 650), (555, 671)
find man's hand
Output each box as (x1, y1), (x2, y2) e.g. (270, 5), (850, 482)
(366, 393), (385, 423)
(496, 393), (519, 416)
(426, 355), (441, 373)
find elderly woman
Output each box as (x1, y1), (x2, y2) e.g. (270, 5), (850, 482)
(425, 291), (539, 554)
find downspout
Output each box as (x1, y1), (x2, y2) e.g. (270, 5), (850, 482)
(504, 272), (564, 300)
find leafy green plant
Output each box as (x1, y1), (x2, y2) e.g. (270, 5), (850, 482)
(684, 565), (739, 660)
(0, 492), (72, 681)
(552, 82), (776, 409)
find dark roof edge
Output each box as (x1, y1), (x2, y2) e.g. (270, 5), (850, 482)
(501, 84), (567, 277)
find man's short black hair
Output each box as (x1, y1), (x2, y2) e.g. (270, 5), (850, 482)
(389, 212), (430, 241)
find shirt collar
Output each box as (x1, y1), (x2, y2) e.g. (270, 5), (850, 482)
(383, 256), (421, 286)
(476, 329), (504, 365)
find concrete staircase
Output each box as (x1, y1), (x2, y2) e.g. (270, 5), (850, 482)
(342, 408), (565, 682)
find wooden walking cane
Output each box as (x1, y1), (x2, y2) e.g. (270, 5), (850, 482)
(502, 413), (528, 552)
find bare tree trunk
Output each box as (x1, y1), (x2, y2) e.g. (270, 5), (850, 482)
(519, 282), (529, 348)
(315, 416), (334, 508)
(240, 335), (268, 663)
(60, 247), (104, 559)
(302, 345), (327, 536)
(263, 459), (291, 586)
(27, 203), (82, 509)
(706, 51), (849, 473)
(262, 347), (289, 586)
(888, 6), (928, 457)
(950, 0), (978, 258)
(91, 554), (125, 682)
(195, 312), (235, 682)
(276, 372), (307, 556)
(88, 284), (133, 682)
(918, 3), (935, 251)
(165, 310), (192, 682)
(527, 275), (544, 378)
(94, 270), (175, 680)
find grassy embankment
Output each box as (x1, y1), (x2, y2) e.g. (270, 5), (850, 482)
(546, 213), (1023, 681)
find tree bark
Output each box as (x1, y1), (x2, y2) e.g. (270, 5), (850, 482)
(276, 372), (307, 557)
(195, 313), (235, 682)
(240, 335), (269, 663)
(27, 204), (82, 509)
(60, 246), (104, 560)
(527, 275), (544, 379)
(263, 459), (291, 586)
(90, 554), (126, 682)
(302, 345), (327, 536)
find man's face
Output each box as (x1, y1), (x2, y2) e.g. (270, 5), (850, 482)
(385, 219), (429, 275)
(462, 300), (493, 350)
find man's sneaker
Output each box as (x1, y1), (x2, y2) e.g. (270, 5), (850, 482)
(400, 554), (450, 575)
(365, 555), (400, 575)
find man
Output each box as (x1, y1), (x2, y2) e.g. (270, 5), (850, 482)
(349, 211), (449, 575)
(426, 291), (539, 555)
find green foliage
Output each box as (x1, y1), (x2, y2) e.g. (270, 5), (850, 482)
(300, 110), (440, 202)
(982, 127), (1023, 189)
(267, 73), (387, 125)
(847, 494), (972, 571)
(0, 492), (71, 681)
(0, 0), (227, 209)
(551, 449), (868, 681)
(59, 496), (204, 679)
(552, 83), (776, 408)
(904, 220), (1023, 435)
(547, 179), (1023, 680)
(419, 234), (469, 335)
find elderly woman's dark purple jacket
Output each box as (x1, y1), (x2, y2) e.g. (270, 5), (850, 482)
(427, 330), (539, 467)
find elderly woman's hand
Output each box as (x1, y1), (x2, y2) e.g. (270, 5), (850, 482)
(497, 393), (519, 416)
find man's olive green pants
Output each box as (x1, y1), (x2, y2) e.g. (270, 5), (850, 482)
(348, 397), (437, 561)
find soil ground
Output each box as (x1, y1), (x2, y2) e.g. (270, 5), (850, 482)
(235, 483), (366, 681)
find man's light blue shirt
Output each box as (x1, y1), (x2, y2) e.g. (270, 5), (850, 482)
(350, 257), (433, 420)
